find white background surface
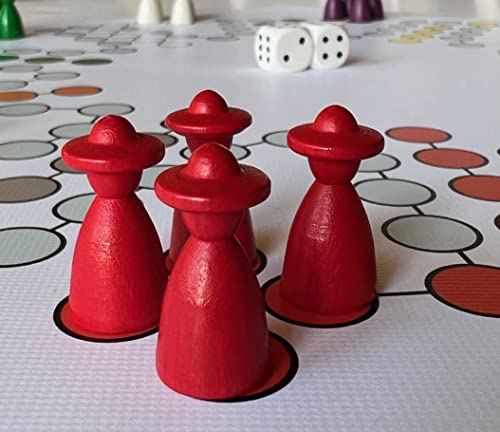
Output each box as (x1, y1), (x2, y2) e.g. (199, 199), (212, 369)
(0, 2), (500, 432)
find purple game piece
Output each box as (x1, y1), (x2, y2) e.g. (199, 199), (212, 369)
(346, 0), (352, 14)
(349, 0), (374, 22)
(323, 0), (348, 21)
(370, 0), (384, 20)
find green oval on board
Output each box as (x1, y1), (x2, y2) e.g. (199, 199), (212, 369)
(72, 58), (112, 66)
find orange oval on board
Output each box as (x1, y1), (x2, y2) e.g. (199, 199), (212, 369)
(415, 148), (488, 169)
(450, 175), (500, 201)
(0, 91), (38, 102)
(386, 126), (451, 144)
(427, 265), (500, 317)
(53, 86), (102, 97)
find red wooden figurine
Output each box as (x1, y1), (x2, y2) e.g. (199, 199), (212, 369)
(265, 105), (384, 327)
(155, 143), (295, 400)
(165, 90), (264, 272)
(56, 115), (167, 341)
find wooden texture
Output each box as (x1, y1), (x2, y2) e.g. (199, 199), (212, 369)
(154, 143), (272, 400)
(61, 116), (167, 336)
(281, 106), (383, 317)
(165, 90), (261, 271)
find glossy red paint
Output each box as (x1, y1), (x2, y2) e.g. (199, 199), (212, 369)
(155, 143), (272, 400)
(281, 105), (383, 318)
(164, 90), (260, 271)
(61, 115), (167, 337)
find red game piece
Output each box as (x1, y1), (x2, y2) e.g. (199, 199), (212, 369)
(57, 116), (167, 341)
(164, 90), (263, 272)
(165, 89), (251, 150)
(155, 143), (294, 400)
(264, 106), (383, 327)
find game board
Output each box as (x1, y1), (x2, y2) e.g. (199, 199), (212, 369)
(0, 5), (499, 431)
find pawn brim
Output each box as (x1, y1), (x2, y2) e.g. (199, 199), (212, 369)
(288, 125), (384, 161)
(155, 165), (270, 212)
(62, 134), (165, 173)
(165, 108), (252, 137)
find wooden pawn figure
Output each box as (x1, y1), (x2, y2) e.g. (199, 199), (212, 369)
(59, 116), (167, 340)
(154, 143), (272, 400)
(165, 90), (263, 272)
(265, 106), (383, 327)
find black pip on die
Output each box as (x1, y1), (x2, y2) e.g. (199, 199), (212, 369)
(255, 23), (350, 72)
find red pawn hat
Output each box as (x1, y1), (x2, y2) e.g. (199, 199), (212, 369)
(63, 115), (165, 172)
(155, 142), (270, 212)
(288, 105), (383, 161)
(165, 90), (252, 150)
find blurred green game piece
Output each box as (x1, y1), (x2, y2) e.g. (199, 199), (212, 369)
(0, 0), (25, 39)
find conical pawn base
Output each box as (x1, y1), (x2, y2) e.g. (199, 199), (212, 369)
(281, 181), (377, 316)
(158, 232), (272, 399)
(264, 181), (379, 328)
(69, 194), (166, 337)
(56, 193), (167, 342)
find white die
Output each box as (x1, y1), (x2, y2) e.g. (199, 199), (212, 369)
(255, 25), (313, 73)
(300, 22), (350, 70)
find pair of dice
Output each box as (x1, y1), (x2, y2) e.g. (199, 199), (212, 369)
(255, 22), (350, 73)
